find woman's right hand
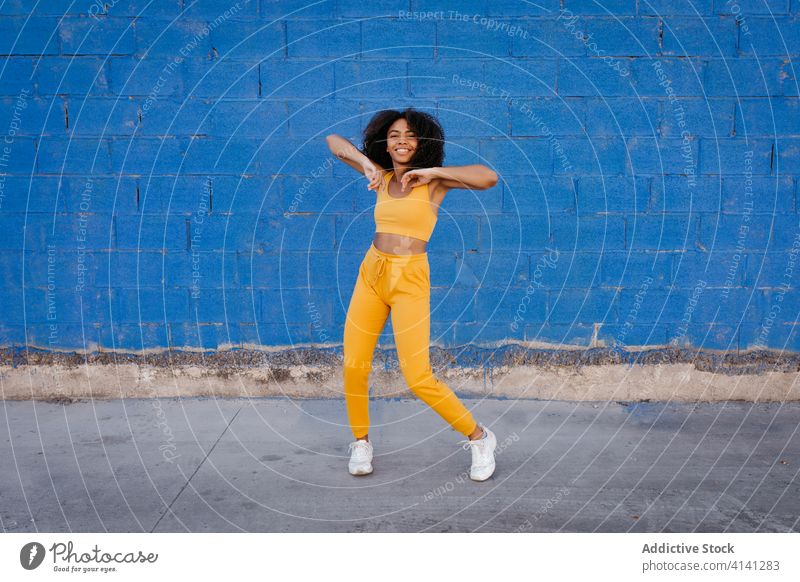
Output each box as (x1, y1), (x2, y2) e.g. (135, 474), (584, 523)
(362, 159), (384, 192)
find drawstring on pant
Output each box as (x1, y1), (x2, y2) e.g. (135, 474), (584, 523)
(366, 253), (387, 288)
(363, 242), (427, 291)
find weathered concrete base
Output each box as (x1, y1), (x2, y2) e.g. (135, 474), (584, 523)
(2, 346), (799, 402)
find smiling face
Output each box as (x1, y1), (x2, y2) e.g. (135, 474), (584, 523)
(385, 117), (418, 165)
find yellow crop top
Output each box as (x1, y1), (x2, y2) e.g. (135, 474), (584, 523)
(374, 170), (438, 242)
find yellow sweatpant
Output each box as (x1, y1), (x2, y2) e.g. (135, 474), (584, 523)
(343, 242), (478, 440)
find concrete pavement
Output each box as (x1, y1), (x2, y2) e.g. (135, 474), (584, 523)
(1, 397), (798, 532)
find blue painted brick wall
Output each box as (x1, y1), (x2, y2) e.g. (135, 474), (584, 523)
(1, 0), (799, 353)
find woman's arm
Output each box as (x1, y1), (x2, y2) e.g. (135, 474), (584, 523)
(400, 164), (499, 192)
(325, 134), (369, 173)
(325, 134), (384, 191)
(429, 165), (498, 190)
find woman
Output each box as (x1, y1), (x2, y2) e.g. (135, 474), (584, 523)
(326, 108), (499, 481)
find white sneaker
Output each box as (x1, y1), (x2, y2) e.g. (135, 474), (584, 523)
(348, 439), (373, 475)
(460, 424), (497, 481)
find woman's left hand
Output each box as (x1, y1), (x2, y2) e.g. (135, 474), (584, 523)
(400, 168), (436, 191)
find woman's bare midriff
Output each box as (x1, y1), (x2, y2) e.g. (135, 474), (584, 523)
(372, 232), (427, 255)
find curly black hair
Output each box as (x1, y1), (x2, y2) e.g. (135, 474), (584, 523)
(360, 108), (445, 170)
